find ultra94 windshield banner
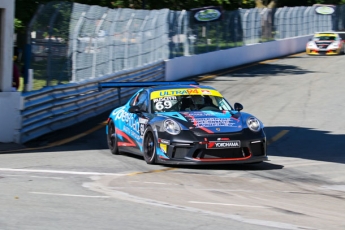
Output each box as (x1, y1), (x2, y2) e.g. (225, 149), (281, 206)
(190, 6), (223, 23)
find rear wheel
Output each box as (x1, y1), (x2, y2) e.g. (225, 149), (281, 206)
(143, 129), (156, 164)
(107, 120), (119, 155)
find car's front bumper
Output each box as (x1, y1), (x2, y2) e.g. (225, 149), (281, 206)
(306, 48), (341, 55)
(155, 129), (267, 165)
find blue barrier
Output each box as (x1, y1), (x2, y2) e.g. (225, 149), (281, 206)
(20, 61), (165, 143)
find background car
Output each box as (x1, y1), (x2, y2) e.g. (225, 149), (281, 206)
(306, 31), (345, 55)
(100, 81), (267, 165)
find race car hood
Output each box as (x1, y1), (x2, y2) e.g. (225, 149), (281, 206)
(314, 40), (333, 48)
(161, 111), (243, 134)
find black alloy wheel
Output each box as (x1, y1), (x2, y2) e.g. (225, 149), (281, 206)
(143, 131), (156, 164)
(107, 120), (119, 155)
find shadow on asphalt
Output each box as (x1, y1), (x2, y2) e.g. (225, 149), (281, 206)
(227, 63), (314, 78)
(187, 60), (313, 83)
(264, 126), (345, 164)
(12, 121), (345, 166)
(161, 162), (284, 171)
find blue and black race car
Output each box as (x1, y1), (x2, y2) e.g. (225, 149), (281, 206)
(100, 81), (267, 165)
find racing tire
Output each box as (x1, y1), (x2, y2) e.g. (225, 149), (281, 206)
(143, 128), (157, 164)
(107, 120), (119, 155)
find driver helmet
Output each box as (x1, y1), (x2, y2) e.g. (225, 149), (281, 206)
(193, 95), (205, 105)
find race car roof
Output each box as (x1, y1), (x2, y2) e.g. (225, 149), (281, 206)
(313, 31), (345, 39)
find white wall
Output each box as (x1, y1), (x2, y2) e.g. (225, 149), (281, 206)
(0, 92), (21, 142)
(0, 0), (15, 92)
(0, 0), (20, 143)
(165, 35), (312, 81)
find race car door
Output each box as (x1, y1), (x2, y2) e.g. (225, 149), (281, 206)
(127, 90), (149, 154)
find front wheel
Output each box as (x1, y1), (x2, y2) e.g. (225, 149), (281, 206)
(143, 129), (156, 164)
(107, 120), (119, 155)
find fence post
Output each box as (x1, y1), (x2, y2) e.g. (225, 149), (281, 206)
(242, 9), (249, 45)
(91, 12), (107, 79)
(150, 11), (158, 62)
(46, 3), (63, 87)
(274, 8), (281, 39)
(305, 7), (310, 35)
(138, 15), (149, 66)
(24, 4), (44, 92)
(71, 12), (86, 82)
(175, 10), (187, 56)
(124, 13), (135, 70)
(182, 10), (189, 56)
(108, 9), (121, 74)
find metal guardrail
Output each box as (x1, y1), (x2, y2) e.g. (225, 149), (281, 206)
(20, 61), (165, 143)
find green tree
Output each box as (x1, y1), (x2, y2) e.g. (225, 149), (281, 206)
(15, 0), (345, 32)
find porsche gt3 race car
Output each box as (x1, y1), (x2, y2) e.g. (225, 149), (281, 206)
(306, 32), (345, 55)
(100, 81), (267, 165)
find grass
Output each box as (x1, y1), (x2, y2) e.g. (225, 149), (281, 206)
(18, 77), (69, 92)
(17, 57), (71, 92)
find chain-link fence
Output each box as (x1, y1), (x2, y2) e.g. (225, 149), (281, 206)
(26, 2), (345, 91)
(69, 4), (170, 82)
(27, 1), (72, 90)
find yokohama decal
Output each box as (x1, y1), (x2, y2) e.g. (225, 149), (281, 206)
(207, 141), (241, 149)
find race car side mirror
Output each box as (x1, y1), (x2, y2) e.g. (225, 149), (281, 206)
(234, 102), (243, 111)
(129, 105), (141, 113)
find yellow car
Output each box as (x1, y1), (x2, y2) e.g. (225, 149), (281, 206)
(306, 32), (345, 55)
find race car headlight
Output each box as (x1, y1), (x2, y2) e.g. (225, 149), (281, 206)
(330, 41), (340, 48)
(163, 119), (181, 135)
(307, 42), (317, 48)
(246, 117), (261, 132)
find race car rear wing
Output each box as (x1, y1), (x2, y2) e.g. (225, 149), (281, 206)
(98, 80), (199, 105)
(98, 80), (199, 91)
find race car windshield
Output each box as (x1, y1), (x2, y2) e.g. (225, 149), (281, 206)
(313, 36), (337, 41)
(151, 95), (232, 113)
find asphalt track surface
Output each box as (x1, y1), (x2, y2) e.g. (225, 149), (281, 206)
(1, 53), (345, 230)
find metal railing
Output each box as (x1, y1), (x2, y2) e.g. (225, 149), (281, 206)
(20, 61), (164, 143)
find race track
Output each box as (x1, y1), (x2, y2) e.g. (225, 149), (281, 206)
(1, 53), (345, 230)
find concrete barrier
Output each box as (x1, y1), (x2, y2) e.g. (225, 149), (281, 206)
(0, 0), (14, 93)
(0, 92), (21, 143)
(165, 35), (312, 81)
(0, 0), (19, 143)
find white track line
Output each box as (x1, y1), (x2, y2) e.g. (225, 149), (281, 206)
(1, 174), (64, 179)
(0, 168), (125, 176)
(30, 192), (110, 198)
(189, 201), (270, 208)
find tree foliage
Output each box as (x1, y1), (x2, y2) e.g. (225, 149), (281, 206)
(15, 0), (345, 32)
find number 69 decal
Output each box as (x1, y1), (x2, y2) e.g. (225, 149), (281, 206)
(155, 101), (172, 111)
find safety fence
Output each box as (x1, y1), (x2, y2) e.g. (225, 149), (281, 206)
(20, 61), (164, 143)
(26, 2), (345, 90)
(18, 3), (345, 143)
(69, 4), (169, 83)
